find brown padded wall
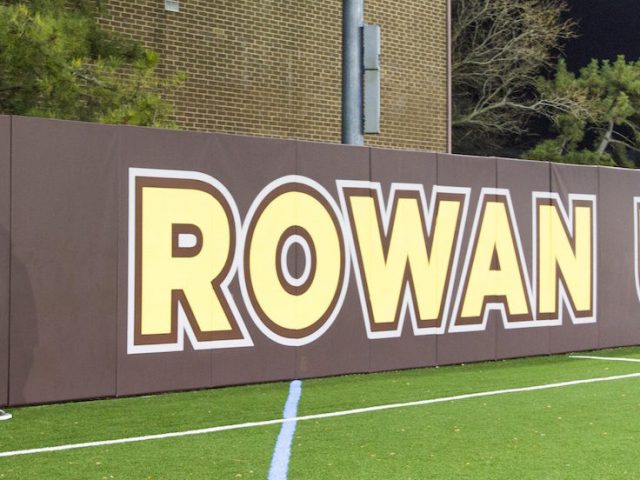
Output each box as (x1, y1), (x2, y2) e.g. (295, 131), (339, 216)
(4, 117), (640, 406)
(114, 126), (302, 396)
(435, 153), (498, 365)
(115, 127), (215, 397)
(9, 118), (118, 405)
(209, 132), (298, 388)
(0, 117), (10, 406)
(597, 167), (640, 347)
(495, 158), (551, 359)
(294, 142), (372, 378)
(367, 148), (439, 371)
(548, 163), (599, 354)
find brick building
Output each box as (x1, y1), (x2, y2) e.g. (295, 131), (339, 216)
(99, 1), (450, 152)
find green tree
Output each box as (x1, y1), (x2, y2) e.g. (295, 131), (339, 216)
(0, 0), (182, 127)
(525, 56), (640, 167)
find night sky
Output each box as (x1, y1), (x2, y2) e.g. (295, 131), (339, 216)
(565, 0), (640, 71)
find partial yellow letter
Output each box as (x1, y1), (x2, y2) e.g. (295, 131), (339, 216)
(452, 192), (532, 331)
(341, 184), (467, 337)
(129, 170), (250, 353)
(242, 178), (347, 346)
(535, 194), (595, 322)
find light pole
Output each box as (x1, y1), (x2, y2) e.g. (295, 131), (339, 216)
(342, 0), (364, 146)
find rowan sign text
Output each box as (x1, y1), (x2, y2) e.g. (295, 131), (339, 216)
(128, 168), (597, 354)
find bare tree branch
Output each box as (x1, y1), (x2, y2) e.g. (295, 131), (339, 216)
(452, 0), (577, 154)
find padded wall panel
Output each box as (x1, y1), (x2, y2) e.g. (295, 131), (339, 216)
(596, 167), (640, 348)
(209, 133), (298, 388)
(495, 158), (551, 359)
(436, 154), (498, 365)
(10, 118), (118, 405)
(294, 141), (371, 378)
(548, 163), (599, 354)
(0, 116), (10, 406)
(367, 149), (439, 371)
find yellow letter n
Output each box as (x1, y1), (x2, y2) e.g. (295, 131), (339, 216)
(535, 193), (596, 324)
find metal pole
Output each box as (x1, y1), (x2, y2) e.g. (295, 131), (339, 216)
(342, 0), (364, 146)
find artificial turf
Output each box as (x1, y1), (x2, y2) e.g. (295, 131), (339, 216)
(1, 347), (640, 479)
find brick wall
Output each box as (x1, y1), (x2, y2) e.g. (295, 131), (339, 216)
(99, 1), (449, 151)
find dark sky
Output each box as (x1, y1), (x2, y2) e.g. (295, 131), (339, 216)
(565, 0), (640, 71)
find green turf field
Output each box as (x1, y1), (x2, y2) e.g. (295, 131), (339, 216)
(2, 348), (640, 479)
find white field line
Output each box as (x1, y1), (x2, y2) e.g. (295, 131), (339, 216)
(268, 380), (303, 480)
(569, 355), (640, 363)
(2, 371), (640, 459)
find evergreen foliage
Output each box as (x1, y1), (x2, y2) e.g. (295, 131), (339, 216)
(0, 0), (182, 127)
(526, 57), (640, 167)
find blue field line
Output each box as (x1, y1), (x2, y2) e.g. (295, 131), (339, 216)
(268, 380), (303, 480)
